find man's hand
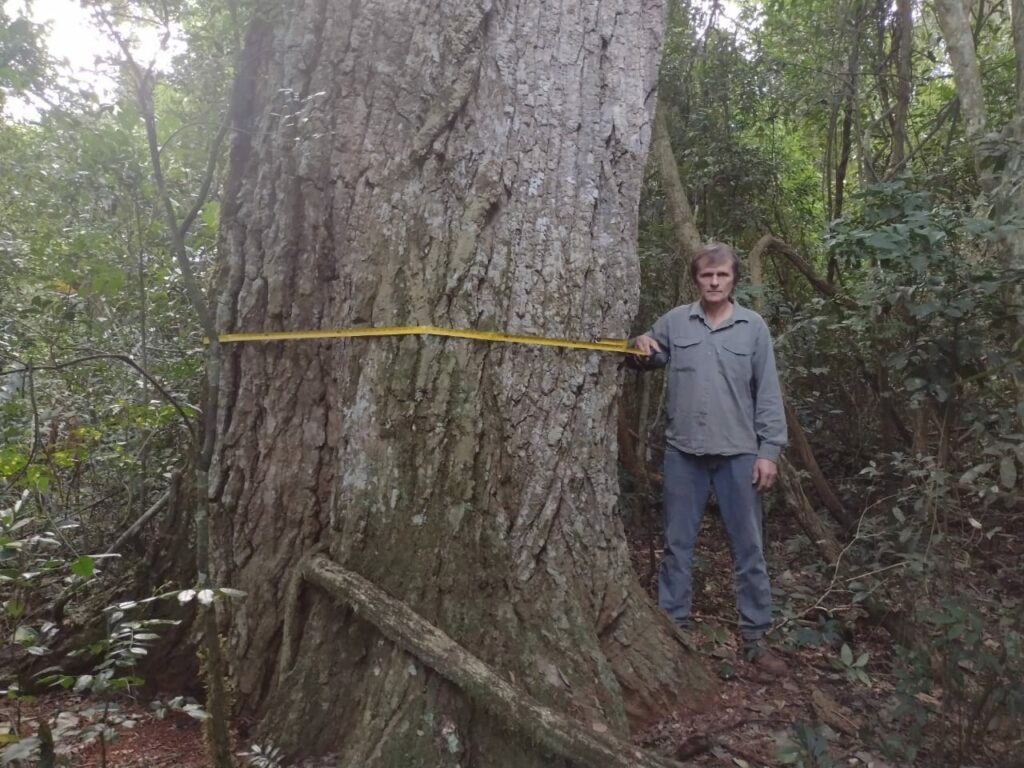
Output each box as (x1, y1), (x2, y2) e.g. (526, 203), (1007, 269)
(633, 333), (663, 356)
(751, 458), (778, 493)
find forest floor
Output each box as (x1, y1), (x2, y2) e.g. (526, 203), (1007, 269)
(627, 503), (1023, 768)
(629, 507), (907, 768)
(2, 506), (1020, 767)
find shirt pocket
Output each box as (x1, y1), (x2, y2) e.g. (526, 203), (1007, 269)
(719, 338), (753, 379)
(671, 338), (703, 371)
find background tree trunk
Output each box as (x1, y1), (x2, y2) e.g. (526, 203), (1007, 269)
(651, 106), (701, 302)
(211, 1), (713, 764)
(890, 0), (913, 171)
(934, 0), (988, 139)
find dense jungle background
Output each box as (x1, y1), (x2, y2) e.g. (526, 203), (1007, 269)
(1, 0), (1022, 766)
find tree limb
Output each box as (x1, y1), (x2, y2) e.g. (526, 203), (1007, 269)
(750, 235), (858, 309)
(0, 353), (195, 441)
(177, 112), (232, 240)
(303, 554), (689, 768)
(95, 7), (232, 764)
(933, 0), (989, 139)
(104, 486), (172, 556)
(784, 402), (854, 530)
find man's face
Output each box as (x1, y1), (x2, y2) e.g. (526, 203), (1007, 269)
(695, 257), (735, 308)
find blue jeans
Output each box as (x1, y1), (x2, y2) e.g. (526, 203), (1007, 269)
(658, 448), (773, 641)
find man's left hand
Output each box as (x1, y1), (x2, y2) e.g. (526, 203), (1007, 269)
(752, 458), (778, 493)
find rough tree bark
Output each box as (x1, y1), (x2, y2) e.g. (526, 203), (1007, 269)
(211, 1), (713, 764)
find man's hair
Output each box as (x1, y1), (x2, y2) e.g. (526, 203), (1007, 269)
(689, 242), (741, 284)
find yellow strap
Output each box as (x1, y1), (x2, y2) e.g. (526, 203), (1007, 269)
(213, 325), (644, 355)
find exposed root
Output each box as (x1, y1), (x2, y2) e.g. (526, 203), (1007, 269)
(302, 554), (692, 768)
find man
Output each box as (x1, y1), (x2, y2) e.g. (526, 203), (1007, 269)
(633, 242), (787, 675)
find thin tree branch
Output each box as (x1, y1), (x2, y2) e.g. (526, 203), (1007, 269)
(105, 487), (171, 556)
(92, 7), (233, 765)
(754, 235), (859, 309)
(1, 354), (195, 441)
(177, 115), (231, 239)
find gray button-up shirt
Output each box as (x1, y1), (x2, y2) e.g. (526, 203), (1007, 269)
(645, 301), (787, 461)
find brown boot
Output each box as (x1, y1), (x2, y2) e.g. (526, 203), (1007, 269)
(744, 642), (787, 677)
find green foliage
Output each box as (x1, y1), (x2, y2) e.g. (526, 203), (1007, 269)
(652, 1), (824, 249)
(777, 721), (835, 768)
(787, 613), (845, 650)
(635, 3), (1024, 761)
(2, 605), (174, 763)
(0, 0), (238, 608)
(0, 488), (100, 658)
(239, 741), (286, 768)
(830, 642), (870, 686)
(891, 601), (1024, 764)
(0, 6), (241, 763)
(0, 9), (50, 101)
(827, 180), (1021, 409)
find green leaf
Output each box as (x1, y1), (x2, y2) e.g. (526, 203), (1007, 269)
(201, 201), (220, 231)
(866, 230), (903, 252)
(854, 652), (869, 668)
(959, 463), (992, 485)
(72, 674), (94, 693)
(904, 377), (928, 392)
(840, 643), (853, 666)
(13, 625), (38, 646)
(90, 263), (126, 298)
(25, 465), (50, 492)
(999, 456), (1018, 490)
(70, 555), (95, 579)
(964, 217), (994, 234)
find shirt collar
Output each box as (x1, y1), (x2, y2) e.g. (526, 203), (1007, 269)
(689, 298), (750, 329)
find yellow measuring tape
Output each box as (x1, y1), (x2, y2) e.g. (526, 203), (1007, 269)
(214, 325), (644, 355)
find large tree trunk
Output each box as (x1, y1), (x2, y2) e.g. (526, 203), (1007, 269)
(210, 1), (713, 764)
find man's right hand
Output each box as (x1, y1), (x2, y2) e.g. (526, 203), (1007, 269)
(633, 334), (663, 356)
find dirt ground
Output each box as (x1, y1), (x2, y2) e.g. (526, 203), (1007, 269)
(1, 508), (1020, 767)
(626, 504), (1024, 768)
